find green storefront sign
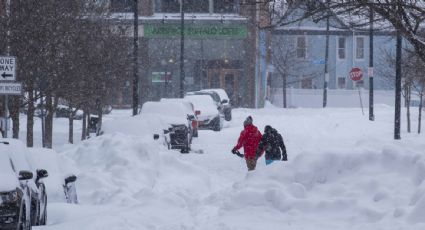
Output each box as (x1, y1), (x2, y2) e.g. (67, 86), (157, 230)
(144, 24), (247, 39)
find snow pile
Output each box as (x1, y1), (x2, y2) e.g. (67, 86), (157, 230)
(59, 133), (212, 206)
(29, 106), (425, 230)
(28, 148), (73, 202)
(209, 149), (425, 229)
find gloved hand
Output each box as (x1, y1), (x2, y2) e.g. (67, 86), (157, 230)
(231, 147), (238, 154)
(282, 153), (287, 161)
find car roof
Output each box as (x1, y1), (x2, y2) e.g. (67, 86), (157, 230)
(200, 88), (229, 101)
(141, 101), (191, 126)
(186, 91), (221, 103)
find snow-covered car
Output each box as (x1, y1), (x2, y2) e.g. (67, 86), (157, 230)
(142, 101), (195, 153)
(184, 95), (222, 131)
(160, 98), (199, 137)
(0, 139), (49, 228)
(55, 105), (83, 120)
(200, 88), (232, 121)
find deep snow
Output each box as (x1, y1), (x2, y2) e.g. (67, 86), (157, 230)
(9, 104), (425, 229)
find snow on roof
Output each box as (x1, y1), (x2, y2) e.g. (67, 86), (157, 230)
(200, 88), (230, 101)
(184, 95), (219, 118)
(141, 101), (190, 126)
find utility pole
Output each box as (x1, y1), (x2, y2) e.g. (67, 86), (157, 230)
(368, 6), (374, 121)
(394, 29), (402, 140)
(179, 0), (185, 98)
(132, 0), (139, 116)
(323, 9), (330, 108)
(3, 0), (11, 138)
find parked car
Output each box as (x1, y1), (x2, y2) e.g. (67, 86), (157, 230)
(142, 101), (195, 153)
(184, 95), (222, 131)
(55, 105), (83, 120)
(200, 88), (232, 121)
(160, 98), (199, 137)
(0, 139), (49, 228)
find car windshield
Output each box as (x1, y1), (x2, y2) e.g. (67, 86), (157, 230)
(0, 152), (19, 191)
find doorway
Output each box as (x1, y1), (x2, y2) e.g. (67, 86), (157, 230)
(207, 69), (241, 106)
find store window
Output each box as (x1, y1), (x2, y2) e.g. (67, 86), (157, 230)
(337, 77), (346, 89)
(185, 0), (209, 13)
(155, 0), (180, 13)
(296, 36), (307, 59)
(214, 0), (239, 13)
(356, 37), (364, 59)
(338, 37), (346, 59)
(110, 0), (134, 12)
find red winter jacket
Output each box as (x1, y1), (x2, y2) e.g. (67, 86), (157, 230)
(234, 124), (262, 160)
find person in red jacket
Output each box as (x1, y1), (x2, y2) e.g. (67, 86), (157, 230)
(232, 116), (262, 171)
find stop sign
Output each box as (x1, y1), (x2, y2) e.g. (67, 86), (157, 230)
(349, 67), (363, 81)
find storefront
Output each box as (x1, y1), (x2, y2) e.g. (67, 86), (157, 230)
(144, 21), (248, 106)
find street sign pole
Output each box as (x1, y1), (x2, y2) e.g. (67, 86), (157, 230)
(349, 67), (365, 115)
(3, 0), (11, 138)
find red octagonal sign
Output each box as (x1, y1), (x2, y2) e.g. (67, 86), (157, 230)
(349, 67), (363, 81)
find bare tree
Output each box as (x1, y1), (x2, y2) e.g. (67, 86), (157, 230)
(271, 38), (319, 107)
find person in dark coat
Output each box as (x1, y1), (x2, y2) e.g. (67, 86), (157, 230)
(256, 125), (287, 165)
(232, 116), (262, 171)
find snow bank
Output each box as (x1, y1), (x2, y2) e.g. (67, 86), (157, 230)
(59, 133), (212, 206)
(30, 106), (425, 230)
(28, 148), (73, 202)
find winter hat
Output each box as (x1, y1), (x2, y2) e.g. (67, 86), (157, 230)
(243, 116), (253, 127)
(264, 125), (273, 134)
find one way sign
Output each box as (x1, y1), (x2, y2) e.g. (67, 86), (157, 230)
(0, 56), (16, 81)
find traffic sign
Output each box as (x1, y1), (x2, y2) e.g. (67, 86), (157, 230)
(0, 56), (16, 81)
(0, 82), (22, 95)
(349, 67), (363, 81)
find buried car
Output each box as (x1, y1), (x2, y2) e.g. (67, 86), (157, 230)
(0, 139), (49, 228)
(184, 94), (222, 131)
(142, 101), (196, 153)
(200, 88), (232, 121)
(160, 98), (199, 137)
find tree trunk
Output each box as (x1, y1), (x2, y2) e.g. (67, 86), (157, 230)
(68, 104), (74, 144)
(44, 94), (54, 149)
(26, 90), (35, 147)
(10, 96), (20, 139)
(81, 108), (87, 141)
(282, 73), (287, 108)
(406, 84), (411, 133)
(97, 105), (103, 136)
(419, 92), (423, 134)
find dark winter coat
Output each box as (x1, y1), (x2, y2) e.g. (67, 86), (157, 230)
(234, 124), (262, 160)
(257, 128), (287, 161)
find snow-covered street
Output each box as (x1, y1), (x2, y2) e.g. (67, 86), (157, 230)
(24, 105), (425, 230)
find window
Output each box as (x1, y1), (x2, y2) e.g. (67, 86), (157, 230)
(185, 0), (209, 13)
(338, 37), (346, 59)
(337, 77), (346, 89)
(155, 0), (180, 13)
(301, 78), (312, 89)
(296, 36), (307, 59)
(214, 0), (239, 13)
(356, 37), (364, 59)
(110, 0), (134, 12)
(155, 0), (216, 13)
